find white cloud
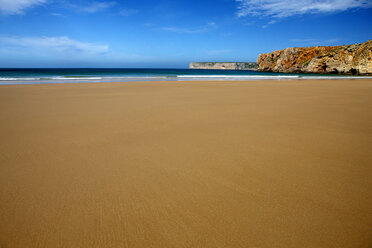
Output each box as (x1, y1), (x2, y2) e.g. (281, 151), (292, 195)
(262, 19), (276, 28)
(118, 8), (138, 16)
(290, 38), (317, 43)
(236, 0), (372, 18)
(159, 22), (217, 34)
(79, 1), (116, 13)
(50, 12), (65, 17)
(0, 35), (109, 54)
(0, 0), (46, 15)
(290, 38), (340, 45)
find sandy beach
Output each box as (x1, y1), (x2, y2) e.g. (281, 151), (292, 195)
(0, 79), (371, 247)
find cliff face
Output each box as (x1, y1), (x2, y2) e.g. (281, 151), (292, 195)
(190, 62), (257, 70)
(257, 40), (372, 75)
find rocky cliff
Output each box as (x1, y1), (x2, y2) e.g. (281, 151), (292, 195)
(190, 62), (257, 70)
(257, 40), (372, 75)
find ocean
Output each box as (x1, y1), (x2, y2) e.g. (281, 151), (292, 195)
(0, 68), (369, 85)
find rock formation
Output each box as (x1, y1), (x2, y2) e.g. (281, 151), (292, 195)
(257, 40), (372, 75)
(190, 62), (257, 70)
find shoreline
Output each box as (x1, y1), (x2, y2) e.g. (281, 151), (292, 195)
(2, 68), (372, 86)
(2, 75), (372, 86)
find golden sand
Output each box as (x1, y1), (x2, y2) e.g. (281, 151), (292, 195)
(0, 80), (371, 247)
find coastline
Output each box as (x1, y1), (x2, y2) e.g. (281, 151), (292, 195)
(1, 79), (371, 247)
(1, 68), (372, 85)
(1, 75), (372, 85)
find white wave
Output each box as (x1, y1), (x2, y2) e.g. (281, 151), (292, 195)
(177, 75), (300, 79)
(0, 77), (41, 81)
(0, 76), (146, 81)
(100, 76), (169, 79)
(51, 77), (103, 80)
(177, 75), (372, 80)
(297, 76), (372, 79)
(1, 74), (371, 85)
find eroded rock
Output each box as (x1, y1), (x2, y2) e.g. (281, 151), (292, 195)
(257, 40), (372, 75)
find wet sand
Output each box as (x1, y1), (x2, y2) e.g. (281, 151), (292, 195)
(0, 80), (371, 247)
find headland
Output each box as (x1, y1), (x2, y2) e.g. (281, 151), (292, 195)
(189, 62), (257, 70)
(190, 40), (372, 76)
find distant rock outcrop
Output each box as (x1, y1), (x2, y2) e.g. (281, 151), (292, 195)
(257, 40), (372, 75)
(190, 62), (257, 70)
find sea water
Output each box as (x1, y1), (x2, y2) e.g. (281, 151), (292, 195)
(0, 68), (369, 85)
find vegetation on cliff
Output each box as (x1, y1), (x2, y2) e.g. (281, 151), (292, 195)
(257, 40), (372, 75)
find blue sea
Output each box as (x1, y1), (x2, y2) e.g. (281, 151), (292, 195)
(0, 68), (369, 85)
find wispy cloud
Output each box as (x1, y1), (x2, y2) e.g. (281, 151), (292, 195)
(0, 0), (46, 15)
(79, 1), (116, 13)
(236, 0), (372, 18)
(0, 35), (109, 54)
(0, 34), (161, 66)
(118, 8), (138, 16)
(50, 12), (65, 17)
(262, 20), (276, 28)
(159, 22), (217, 34)
(290, 38), (317, 43)
(143, 23), (155, 27)
(289, 38), (340, 46)
(243, 21), (256, 26)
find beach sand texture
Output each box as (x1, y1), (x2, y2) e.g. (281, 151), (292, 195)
(0, 80), (371, 247)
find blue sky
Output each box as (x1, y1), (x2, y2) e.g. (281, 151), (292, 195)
(0, 0), (371, 68)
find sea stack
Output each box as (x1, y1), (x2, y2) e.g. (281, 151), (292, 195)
(257, 40), (372, 75)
